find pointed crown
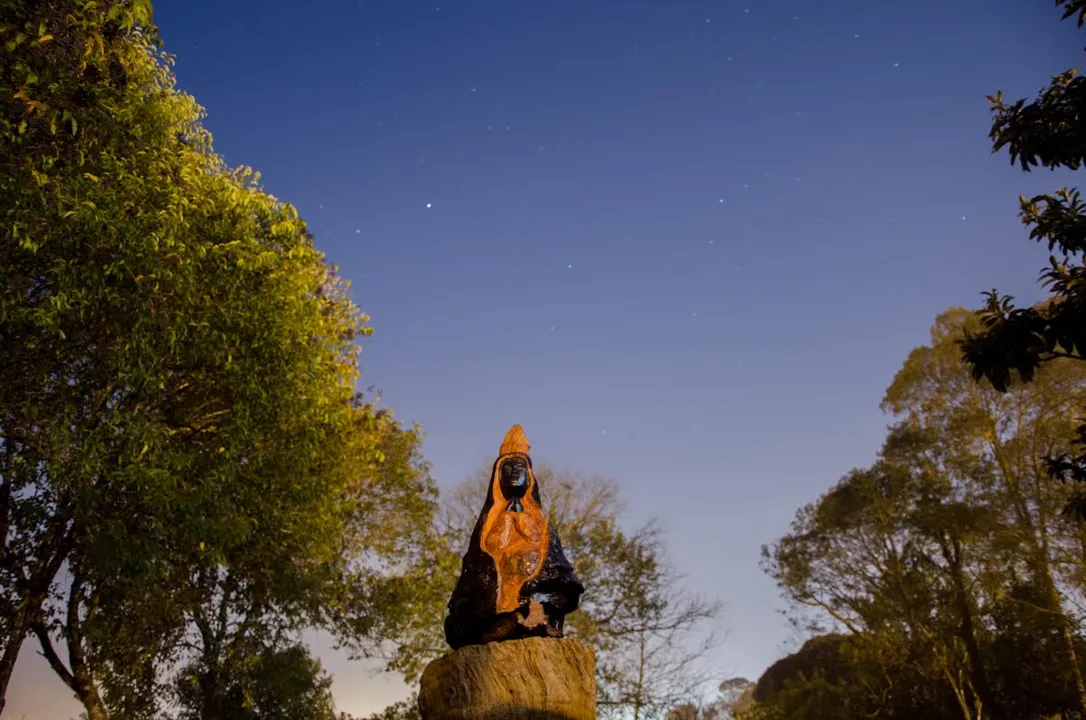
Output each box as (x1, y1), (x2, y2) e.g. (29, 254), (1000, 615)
(499, 424), (531, 456)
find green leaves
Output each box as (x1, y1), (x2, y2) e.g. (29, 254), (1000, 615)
(761, 308), (1086, 720)
(0, 1), (438, 717)
(962, 0), (1086, 510)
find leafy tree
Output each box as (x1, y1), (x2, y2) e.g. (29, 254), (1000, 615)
(666, 677), (754, 720)
(173, 642), (336, 720)
(368, 466), (722, 719)
(886, 309), (1086, 712)
(761, 308), (1086, 720)
(741, 634), (962, 720)
(986, 578), (1086, 720)
(959, 0), (1086, 516)
(161, 420), (436, 720)
(0, 1), (437, 716)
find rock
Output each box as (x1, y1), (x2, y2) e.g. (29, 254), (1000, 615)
(418, 637), (596, 720)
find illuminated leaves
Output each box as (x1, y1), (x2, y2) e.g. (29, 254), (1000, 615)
(0, 1), (437, 717)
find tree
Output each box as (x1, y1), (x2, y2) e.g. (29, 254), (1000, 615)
(0, 1), (438, 716)
(158, 420), (436, 720)
(173, 643), (337, 720)
(762, 308), (1086, 720)
(368, 466), (723, 719)
(741, 634), (962, 720)
(762, 458), (995, 718)
(666, 677), (755, 720)
(592, 523), (722, 720)
(886, 309), (1086, 713)
(959, 0), (1086, 517)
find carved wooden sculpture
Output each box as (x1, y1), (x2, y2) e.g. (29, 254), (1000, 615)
(444, 425), (585, 649)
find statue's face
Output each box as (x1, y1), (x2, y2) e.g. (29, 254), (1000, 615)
(499, 457), (529, 499)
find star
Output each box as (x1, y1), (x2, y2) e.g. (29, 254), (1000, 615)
(426, 203), (432, 208)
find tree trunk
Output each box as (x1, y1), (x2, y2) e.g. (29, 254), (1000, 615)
(0, 621), (29, 717)
(633, 629), (647, 720)
(1034, 551), (1086, 715)
(79, 683), (109, 720)
(942, 662), (975, 720)
(1055, 589), (1086, 714)
(0, 523), (72, 711)
(944, 539), (999, 720)
(33, 569), (112, 720)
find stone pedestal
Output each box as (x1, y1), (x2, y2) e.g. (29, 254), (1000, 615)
(418, 637), (596, 720)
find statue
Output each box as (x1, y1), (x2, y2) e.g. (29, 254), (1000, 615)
(443, 425), (585, 649)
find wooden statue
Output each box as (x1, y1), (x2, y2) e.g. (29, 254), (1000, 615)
(444, 425), (585, 649)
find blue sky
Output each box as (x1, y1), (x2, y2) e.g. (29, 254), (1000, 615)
(8, 1), (1085, 717)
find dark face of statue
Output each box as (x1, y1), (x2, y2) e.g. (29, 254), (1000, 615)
(499, 457), (529, 503)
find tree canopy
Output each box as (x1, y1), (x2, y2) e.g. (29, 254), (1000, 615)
(750, 308), (1086, 720)
(0, 1), (437, 717)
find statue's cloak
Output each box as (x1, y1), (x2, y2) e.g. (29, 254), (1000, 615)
(444, 448), (584, 649)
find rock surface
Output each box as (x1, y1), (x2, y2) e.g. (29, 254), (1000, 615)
(418, 637), (596, 720)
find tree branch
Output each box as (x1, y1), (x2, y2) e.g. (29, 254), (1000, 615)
(32, 620), (76, 692)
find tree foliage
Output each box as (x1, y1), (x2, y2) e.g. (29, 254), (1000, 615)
(666, 677), (754, 720)
(368, 466), (722, 720)
(754, 308), (1086, 720)
(0, 1), (438, 717)
(960, 0), (1086, 516)
(173, 642), (337, 720)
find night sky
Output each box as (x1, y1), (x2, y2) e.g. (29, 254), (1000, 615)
(9, 1), (1085, 717)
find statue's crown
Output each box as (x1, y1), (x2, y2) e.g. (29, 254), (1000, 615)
(499, 424), (531, 456)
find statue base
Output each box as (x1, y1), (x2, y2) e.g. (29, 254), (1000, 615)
(418, 637), (596, 720)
